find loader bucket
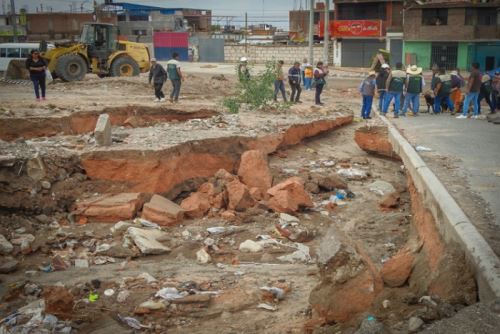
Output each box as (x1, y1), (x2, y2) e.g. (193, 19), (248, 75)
(4, 59), (30, 80)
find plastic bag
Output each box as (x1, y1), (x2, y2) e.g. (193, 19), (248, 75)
(45, 69), (53, 84)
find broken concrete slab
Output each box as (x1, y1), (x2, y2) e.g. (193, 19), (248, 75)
(0, 234), (13, 254)
(94, 113), (112, 146)
(75, 193), (145, 223)
(127, 227), (171, 255)
(142, 194), (185, 225)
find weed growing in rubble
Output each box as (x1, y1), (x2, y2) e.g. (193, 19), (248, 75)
(223, 61), (278, 113)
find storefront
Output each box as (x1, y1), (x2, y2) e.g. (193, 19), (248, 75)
(332, 20), (386, 68)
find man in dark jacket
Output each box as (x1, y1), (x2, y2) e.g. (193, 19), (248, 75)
(148, 58), (168, 102)
(376, 64), (390, 112)
(288, 62), (302, 103)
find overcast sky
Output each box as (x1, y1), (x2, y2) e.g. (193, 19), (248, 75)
(5, 0), (314, 28)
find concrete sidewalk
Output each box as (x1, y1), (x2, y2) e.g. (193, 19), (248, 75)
(390, 113), (500, 253)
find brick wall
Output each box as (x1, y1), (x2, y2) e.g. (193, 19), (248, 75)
(404, 8), (499, 41)
(224, 44), (332, 64)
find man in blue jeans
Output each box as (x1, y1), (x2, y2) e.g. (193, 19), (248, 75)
(166, 52), (183, 103)
(382, 62), (406, 118)
(457, 62), (481, 119)
(402, 65), (424, 116)
(433, 66), (454, 114)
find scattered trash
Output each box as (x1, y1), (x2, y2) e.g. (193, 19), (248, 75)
(155, 287), (187, 300)
(139, 300), (166, 310)
(88, 292), (99, 302)
(93, 256), (115, 265)
(337, 167), (368, 180)
(257, 303), (278, 311)
(118, 315), (150, 330)
(279, 213), (300, 225)
(382, 300), (391, 309)
(260, 286), (285, 301)
(134, 217), (161, 230)
(415, 146), (432, 152)
(104, 289), (115, 297)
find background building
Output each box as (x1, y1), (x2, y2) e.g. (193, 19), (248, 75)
(289, 2), (334, 42)
(404, 0), (500, 71)
(104, 2), (211, 43)
(333, 0), (404, 67)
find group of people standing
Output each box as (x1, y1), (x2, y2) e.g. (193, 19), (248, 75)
(238, 57), (330, 106)
(359, 60), (500, 120)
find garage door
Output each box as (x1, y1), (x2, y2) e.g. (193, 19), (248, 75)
(341, 39), (386, 67)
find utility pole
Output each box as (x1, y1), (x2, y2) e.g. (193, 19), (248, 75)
(323, 0), (329, 65)
(9, 0), (17, 42)
(244, 12), (248, 55)
(308, 0), (314, 65)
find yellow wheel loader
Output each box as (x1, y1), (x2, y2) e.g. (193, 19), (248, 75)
(40, 23), (150, 81)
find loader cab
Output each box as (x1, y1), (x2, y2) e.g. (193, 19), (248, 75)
(80, 23), (118, 64)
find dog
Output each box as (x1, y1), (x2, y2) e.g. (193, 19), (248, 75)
(424, 90), (451, 113)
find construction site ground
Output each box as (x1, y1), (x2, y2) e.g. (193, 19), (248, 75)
(0, 64), (498, 333)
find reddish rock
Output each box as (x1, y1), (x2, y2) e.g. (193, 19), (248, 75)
(381, 250), (414, 287)
(220, 210), (236, 220)
(309, 245), (383, 324)
(43, 286), (74, 320)
(267, 177), (313, 213)
(226, 179), (256, 211)
(237, 150), (273, 193)
(249, 187), (264, 201)
(142, 194), (185, 225)
(354, 126), (399, 159)
(75, 193), (145, 223)
(380, 192), (400, 209)
(315, 174), (348, 191)
(214, 169), (237, 184)
(181, 192), (211, 218)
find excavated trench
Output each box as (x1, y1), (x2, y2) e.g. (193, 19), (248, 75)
(0, 114), (480, 333)
(0, 105), (218, 141)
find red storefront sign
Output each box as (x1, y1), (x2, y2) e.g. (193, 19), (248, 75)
(332, 20), (383, 37)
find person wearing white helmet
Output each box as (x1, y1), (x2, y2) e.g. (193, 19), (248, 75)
(148, 57), (167, 102)
(238, 56), (250, 82)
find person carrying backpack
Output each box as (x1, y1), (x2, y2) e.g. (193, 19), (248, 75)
(478, 74), (494, 114)
(434, 66), (454, 114)
(382, 62), (406, 117)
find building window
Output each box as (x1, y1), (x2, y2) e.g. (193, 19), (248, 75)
(465, 8), (498, 25)
(337, 3), (386, 21)
(422, 8), (448, 26)
(132, 29), (148, 36)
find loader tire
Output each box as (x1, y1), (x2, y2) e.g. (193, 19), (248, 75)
(55, 54), (87, 82)
(110, 56), (140, 77)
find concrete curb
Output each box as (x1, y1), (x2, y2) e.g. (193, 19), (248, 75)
(376, 112), (500, 301)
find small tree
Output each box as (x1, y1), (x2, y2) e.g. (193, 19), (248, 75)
(223, 61), (279, 113)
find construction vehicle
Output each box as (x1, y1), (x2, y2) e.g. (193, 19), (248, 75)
(6, 23), (150, 81)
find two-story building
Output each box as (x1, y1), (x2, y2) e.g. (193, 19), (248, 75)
(404, 0), (500, 71)
(333, 0), (404, 67)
